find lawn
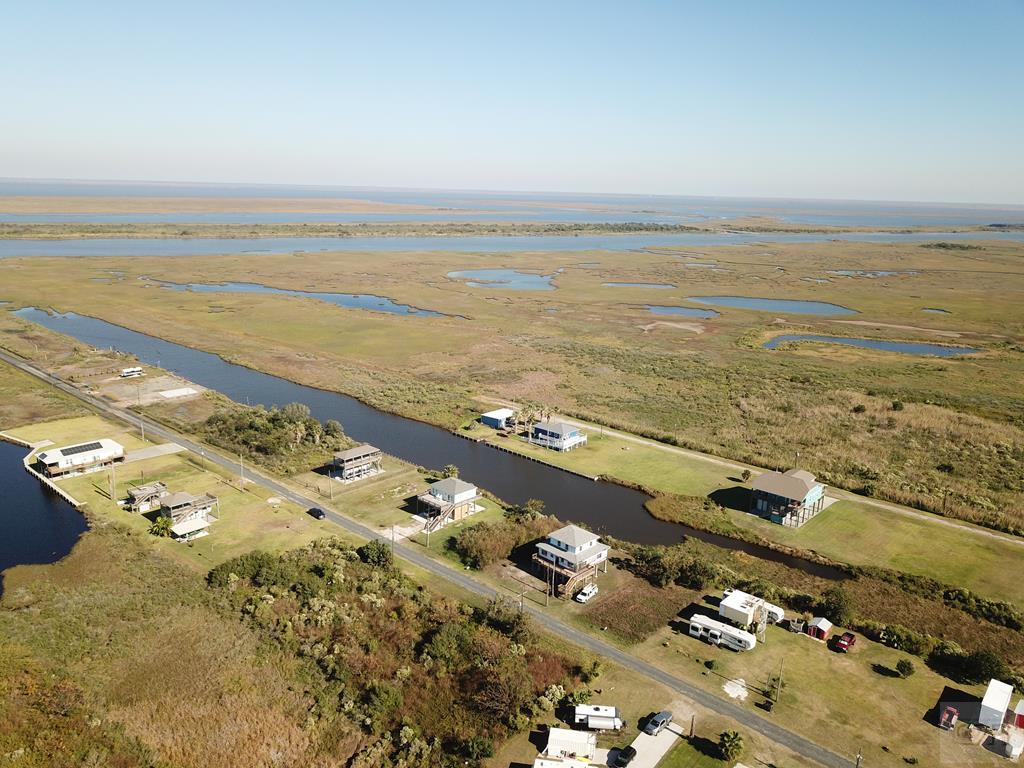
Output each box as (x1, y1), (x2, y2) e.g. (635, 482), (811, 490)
(475, 421), (1024, 607)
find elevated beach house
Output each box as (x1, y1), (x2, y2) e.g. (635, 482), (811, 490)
(159, 490), (219, 542)
(531, 420), (587, 451)
(750, 468), (825, 527)
(417, 477), (482, 532)
(333, 444), (383, 482)
(126, 481), (169, 513)
(36, 439), (125, 478)
(534, 523), (608, 598)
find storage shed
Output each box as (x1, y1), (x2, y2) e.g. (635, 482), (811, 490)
(807, 616), (832, 641)
(480, 408), (514, 430)
(543, 727), (596, 761)
(1013, 698), (1024, 729)
(980, 679), (1013, 730)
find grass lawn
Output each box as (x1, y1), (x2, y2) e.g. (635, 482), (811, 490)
(476, 421), (1024, 607)
(659, 740), (725, 768)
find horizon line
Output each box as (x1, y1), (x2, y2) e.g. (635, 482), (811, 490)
(2, 176), (1023, 210)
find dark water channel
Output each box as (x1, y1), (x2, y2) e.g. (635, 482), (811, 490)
(14, 308), (847, 579)
(0, 440), (88, 596)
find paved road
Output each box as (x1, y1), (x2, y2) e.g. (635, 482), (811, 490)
(478, 395), (1024, 549)
(0, 348), (852, 768)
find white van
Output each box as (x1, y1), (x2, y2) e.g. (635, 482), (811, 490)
(574, 583), (599, 603)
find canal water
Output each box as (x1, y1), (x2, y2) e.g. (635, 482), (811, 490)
(14, 308), (848, 579)
(0, 440), (88, 596)
(763, 334), (978, 357)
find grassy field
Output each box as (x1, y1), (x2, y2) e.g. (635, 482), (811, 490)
(0, 237), (1021, 537)
(0, 357), (88, 430)
(5, 414), (340, 570)
(471, 424), (1024, 607)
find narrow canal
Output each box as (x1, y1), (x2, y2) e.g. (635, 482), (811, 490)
(14, 307), (848, 579)
(0, 439), (88, 596)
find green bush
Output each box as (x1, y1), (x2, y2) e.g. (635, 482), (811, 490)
(357, 539), (394, 569)
(896, 658), (916, 678)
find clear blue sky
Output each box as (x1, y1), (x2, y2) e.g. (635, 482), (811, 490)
(3, 1), (1022, 203)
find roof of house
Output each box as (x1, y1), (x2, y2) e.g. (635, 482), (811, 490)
(482, 407), (514, 420)
(982, 679), (1014, 712)
(544, 727), (596, 759)
(430, 477), (477, 496)
(163, 491), (199, 508)
(533, 420), (578, 437)
(128, 482), (167, 499)
(548, 524), (599, 547)
(536, 540), (609, 566)
(533, 757), (591, 768)
(38, 438), (124, 463)
(752, 468), (821, 500)
(335, 444), (381, 462)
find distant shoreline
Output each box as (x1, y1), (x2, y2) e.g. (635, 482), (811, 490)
(1, 220), (1019, 241)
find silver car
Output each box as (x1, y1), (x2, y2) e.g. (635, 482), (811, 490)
(643, 710), (673, 735)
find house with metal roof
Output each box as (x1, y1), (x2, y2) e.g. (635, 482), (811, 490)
(333, 444), (383, 482)
(531, 420), (587, 451)
(541, 727), (597, 762)
(534, 524), (609, 598)
(417, 477), (482, 533)
(750, 468), (826, 527)
(36, 439), (125, 477)
(159, 490), (219, 542)
(480, 407), (515, 430)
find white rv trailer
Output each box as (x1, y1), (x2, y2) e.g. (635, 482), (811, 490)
(688, 613), (757, 651)
(720, 588), (785, 627)
(573, 703), (623, 730)
(120, 366), (144, 378)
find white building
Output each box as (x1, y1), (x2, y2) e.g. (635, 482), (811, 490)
(36, 439), (125, 477)
(542, 727), (596, 761)
(980, 679), (1013, 730)
(534, 524), (609, 598)
(531, 420), (587, 451)
(417, 477), (482, 531)
(480, 407), (515, 430)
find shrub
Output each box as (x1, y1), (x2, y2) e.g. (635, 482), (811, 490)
(896, 659), (916, 678)
(817, 585), (855, 626)
(741, 469), (752, 483)
(852, 404), (867, 414)
(357, 539), (394, 569)
(891, 400), (905, 411)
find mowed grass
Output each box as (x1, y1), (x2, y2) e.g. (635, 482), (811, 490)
(633, 607), (1002, 768)
(8, 415), (344, 570)
(475, 422), (1024, 607)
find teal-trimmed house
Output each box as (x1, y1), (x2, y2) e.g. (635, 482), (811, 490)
(750, 468), (825, 527)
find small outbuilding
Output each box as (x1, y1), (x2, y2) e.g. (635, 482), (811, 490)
(750, 468), (825, 527)
(1013, 698), (1024, 729)
(979, 679), (1013, 730)
(480, 408), (514, 430)
(807, 616), (833, 641)
(333, 444), (383, 482)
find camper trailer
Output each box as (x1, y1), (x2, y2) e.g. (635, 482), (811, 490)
(688, 614), (757, 652)
(719, 588), (785, 627)
(120, 367), (144, 378)
(573, 704), (623, 731)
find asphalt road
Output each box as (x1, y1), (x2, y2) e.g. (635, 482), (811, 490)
(0, 347), (853, 768)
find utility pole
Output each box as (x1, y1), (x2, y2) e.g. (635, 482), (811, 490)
(199, 448), (205, 470)
(239, 453), (244, 489)
(140, 419), (145, 442)
(390, 525), (395, 554)
(520, 582), (526, 612)
(689, 714), (695, 739)
(775, 657), (785, 702)
(108, 464), (116, 500)
(855, 748), (863, 768)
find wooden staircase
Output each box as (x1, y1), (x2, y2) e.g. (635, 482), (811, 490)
(423, 502), (456, 533)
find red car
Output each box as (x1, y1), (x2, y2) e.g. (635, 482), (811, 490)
(835, 632), (856, 652)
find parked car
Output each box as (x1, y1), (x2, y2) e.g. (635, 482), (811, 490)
(574, 583), (599, 603)
(643, 710), (673, 735)
(613, 745), (637, 767)
(835, 632), (856, 652)
(308, 507), (326, 520)
(939, 705), (959, 730)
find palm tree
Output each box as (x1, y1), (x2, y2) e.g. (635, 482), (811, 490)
(149, 515), (173, 538)
(442, 464), (459, 478)
(718, 730), (745, 762)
